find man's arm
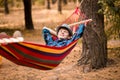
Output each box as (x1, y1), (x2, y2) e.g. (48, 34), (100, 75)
(67, 24), (85, 45)
(43, 27), (57, 36)
(42, 27), (54, 45)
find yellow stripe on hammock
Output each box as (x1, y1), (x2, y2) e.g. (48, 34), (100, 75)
(19, 40), (78, 54)
(1, 46), (19, 59)
(1, 46), (54, 69)
(28, 61), (55, 69)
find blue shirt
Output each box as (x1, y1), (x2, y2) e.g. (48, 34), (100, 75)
(42, 24), (85, 47)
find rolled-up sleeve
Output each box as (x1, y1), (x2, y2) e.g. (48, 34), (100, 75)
(67, 24), (85, 45)
(42, 29), (54, 45)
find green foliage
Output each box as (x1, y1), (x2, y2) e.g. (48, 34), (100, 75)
(0, 0), (22, 8)
(98, 0), (120, 39)
(32, 0), (45, 5)
(0, 0), (4, 7)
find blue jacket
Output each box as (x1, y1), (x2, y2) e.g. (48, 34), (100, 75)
(42, 24), (85, 47)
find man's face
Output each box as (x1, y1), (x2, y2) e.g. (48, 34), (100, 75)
(57, 28), (70, 39)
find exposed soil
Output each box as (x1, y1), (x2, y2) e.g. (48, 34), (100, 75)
(0, 4), (120, 80)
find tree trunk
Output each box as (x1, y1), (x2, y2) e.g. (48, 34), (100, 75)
(52, 0), (57, 4)
(4, 0), (9, 14)
(78, 0), (107, 71)
(63, 0), (67, 5)
(11, 0), (15, 7)
(23, 0), (34, 30)
(58, 0), (62, 14)
(47, 0), (51, 9)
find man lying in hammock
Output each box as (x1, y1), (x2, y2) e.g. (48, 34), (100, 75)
(42, 19), (92, 47)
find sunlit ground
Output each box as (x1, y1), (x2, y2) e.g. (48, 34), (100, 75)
(0, 2), (120, 80)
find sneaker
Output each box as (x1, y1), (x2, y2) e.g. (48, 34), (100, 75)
(0, 32), (7, 35)
(13, 30), (22, 37)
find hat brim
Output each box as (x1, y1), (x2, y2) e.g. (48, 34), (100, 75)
(56, 26), (73, 36)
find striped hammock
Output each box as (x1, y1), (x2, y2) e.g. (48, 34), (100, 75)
(0, 7), (85, 70)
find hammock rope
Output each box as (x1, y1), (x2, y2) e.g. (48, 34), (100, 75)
(0, 6), (87, 70)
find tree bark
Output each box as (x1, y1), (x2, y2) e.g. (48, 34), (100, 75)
(78, 0), (107, 70)
(23, 0), (34, 30)
(58, 0), (62, 14)
(4, 0), (9, 14)
(52, 0), (57, 4)
(63, 0), (67, 5)
(47, 0), (51, 9)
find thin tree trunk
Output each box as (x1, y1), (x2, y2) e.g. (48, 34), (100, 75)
(47, 0), (51, 9)
(52, 0), (57, 4)
(58, 0), (62, 14)
(11, 0), (15, 7)
(23, 0), (34, 30)
(78, 0), (107, 71)
(4, 0), (9, 14)
(63, 0), (67, 5)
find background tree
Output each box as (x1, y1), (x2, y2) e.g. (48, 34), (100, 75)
(99, 0), (120, 39)
(63, 0), (68, 5)
(23, 0), (34, 30)
(4, 0), (9, 14)
(47, 0), (51, 9)
(52, 0), (57, 4)
(78, 0), (107, 72)
(58, 0), (62, 14)
(0, 0), (4, 8)
(10, 0), (15, 7)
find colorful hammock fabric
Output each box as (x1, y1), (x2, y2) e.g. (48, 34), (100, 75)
(0, 7), (84, 70)
(0, 55), (2, 65)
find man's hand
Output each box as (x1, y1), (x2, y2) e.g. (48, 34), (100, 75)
(68, 19), (92, 26)
(43, 26), (57, 36)
(84, 19), (92, 26)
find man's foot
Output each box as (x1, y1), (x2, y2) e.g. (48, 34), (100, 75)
(84, 19), (93, 26)
(0, 32), (7, 35)
(13, 30), (22, 37)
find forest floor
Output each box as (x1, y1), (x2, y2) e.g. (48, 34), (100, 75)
(0, 3), (120, 80)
